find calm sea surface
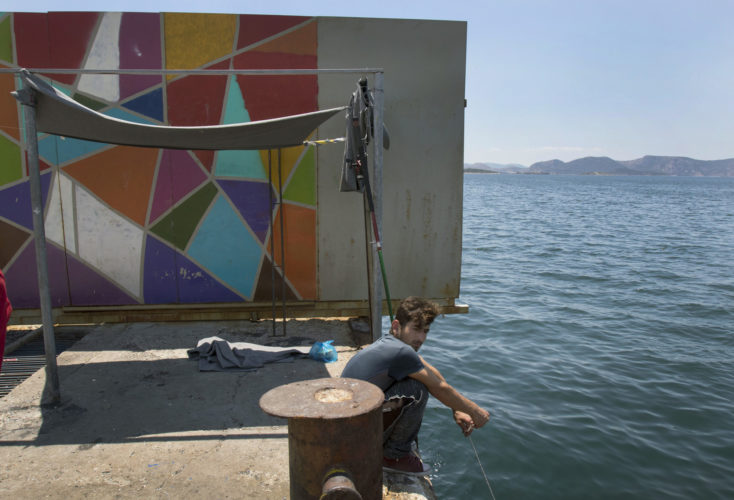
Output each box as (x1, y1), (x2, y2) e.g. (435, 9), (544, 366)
(415, 174), (733, 499)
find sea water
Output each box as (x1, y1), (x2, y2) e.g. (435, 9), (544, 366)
(414, 174), (733, 499)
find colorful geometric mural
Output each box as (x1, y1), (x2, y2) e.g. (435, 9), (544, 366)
(0, 12), (321, 308)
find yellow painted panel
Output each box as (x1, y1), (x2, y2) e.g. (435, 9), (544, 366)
(258, 143), (307, 191)
(164, 13), (236, 79)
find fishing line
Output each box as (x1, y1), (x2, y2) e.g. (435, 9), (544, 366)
(468, 434), (497, 500)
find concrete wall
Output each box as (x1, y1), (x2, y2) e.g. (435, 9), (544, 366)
(317, 18), (466, 302)
(0, 12), (466, 317)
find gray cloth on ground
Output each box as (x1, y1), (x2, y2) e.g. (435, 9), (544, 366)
(188, 336), (309, 372)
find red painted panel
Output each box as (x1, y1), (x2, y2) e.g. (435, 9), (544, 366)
(0, 71), (19, 140)
(237, 15), (310, 50)
(167, 60), (229, 171)
(166, 59), (228, 126)
(23, 152), (52, 174)
(46, 12), (99, 85)
(234, 52), (317, 121)
(14, 13), (51, 70)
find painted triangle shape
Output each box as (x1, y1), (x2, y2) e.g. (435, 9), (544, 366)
(213, 76), (266, 179)
(119, 12), (162, 99)
(66, 251), (139, 306)
(0, 171), (53, 230)
(38, 134), (109, 166)
(237, 15), (310, 50)
(46, 12), (100, 85)
(3, 241), (71, 308)
(142, 235), (244, 304)
(0, 218), (30, 268)
(253, 254), (298, 301)
(150, 182), (218, 250)
(149, 150), (208, 224)
(249, 21), (317, 56)
(77, 12), (122, 102)
(64, 145), (158, 226)
(122, 87), (164, 122)
(0, 17), (13, 64)
(217, 179), (275, 243)
(283, 147), (315, 205)
(73, 92), (107, 111)
(167, 60), (230, 172)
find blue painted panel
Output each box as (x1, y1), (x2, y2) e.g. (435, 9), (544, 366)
(187, 195), (262, 298)
(119, 89), (164, 122)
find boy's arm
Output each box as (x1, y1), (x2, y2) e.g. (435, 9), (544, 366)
(409, 358), (490, 429)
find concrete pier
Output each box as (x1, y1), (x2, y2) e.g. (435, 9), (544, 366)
(0, 319), (435, 499)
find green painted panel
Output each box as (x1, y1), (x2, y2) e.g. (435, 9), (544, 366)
(0, 135), (22, 186)
(73, 93), (107, 111)
(150, 182), (218, 250)
(0, 16), (12, 63)
(283, 147), (315, 206)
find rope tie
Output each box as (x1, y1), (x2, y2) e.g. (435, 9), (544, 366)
(468, 434), (497, 500)
(303, 137), (345, 146)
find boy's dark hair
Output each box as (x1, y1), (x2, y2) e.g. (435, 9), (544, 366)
(395, 296), (439, 329)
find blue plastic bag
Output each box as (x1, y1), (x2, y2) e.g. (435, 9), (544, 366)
(309, 340), (338, 363)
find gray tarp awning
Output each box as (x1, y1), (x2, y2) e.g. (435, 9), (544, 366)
(18, 69), (344, 150)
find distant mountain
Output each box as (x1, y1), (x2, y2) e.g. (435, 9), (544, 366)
(464, 162), (527, 173)
(619, 156), (734, 177)
(502, 156), (734, 177)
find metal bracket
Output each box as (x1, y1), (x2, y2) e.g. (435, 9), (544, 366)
(11, 87), (36, 106)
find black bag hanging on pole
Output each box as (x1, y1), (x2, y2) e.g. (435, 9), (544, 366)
(340, 80), (368, 192)
(340, 78), (389, 192)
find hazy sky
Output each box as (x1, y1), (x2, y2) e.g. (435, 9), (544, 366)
(5, 1), (733, 166)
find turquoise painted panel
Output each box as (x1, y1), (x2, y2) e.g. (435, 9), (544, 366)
(214, 77), (265, 179)
(38, 135), (109, 165)
(105, 106), (158, 125)
(216, 149), (265, 179)
(187, 195), (262, 298)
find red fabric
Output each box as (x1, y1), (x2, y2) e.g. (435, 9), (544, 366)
(0, 269), (11, 373)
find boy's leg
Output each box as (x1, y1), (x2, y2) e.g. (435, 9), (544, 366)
(382, 377), (428, 459)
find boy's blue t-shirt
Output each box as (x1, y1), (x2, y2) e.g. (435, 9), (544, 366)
(342, 334), (424, 391)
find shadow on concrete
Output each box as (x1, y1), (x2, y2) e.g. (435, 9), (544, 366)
(47, 321), (324, 352)
(1, 354), (332, 447)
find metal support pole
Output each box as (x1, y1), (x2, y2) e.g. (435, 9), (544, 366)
(363, 194), (375, 337)
(370, 73), (385, 341)
(277, 149), (287, 336)
(268, 149), (286, 337)
(15, 83), (60, 405)
(268, 150), (276, 336)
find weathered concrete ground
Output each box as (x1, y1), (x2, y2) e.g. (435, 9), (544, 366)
(0, 319), (435, 499)
(0, 319), (358, 499)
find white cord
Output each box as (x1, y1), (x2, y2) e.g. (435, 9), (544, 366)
(468, 434), (497, 500)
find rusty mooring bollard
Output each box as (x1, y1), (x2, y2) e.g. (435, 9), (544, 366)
(259, 377), (384, 500)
